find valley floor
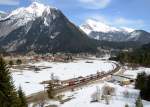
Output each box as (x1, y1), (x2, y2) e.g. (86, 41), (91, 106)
(12, 58), (115, 96)
(10, 57), (150, 107)
(56, 82), (150, 107)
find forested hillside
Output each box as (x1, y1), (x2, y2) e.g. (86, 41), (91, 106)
(112, 43), (150, 67)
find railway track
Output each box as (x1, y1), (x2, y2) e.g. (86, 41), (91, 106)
(27, 62), (121, 103)
(53, 62), (120, 93)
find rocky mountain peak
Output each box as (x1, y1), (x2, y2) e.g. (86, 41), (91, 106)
(80, 19), (120, 34)
(0, 2), (97, 53)
(7, 2), (57, 19)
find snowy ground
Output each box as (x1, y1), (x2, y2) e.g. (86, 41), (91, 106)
(11, 58), (150, 107)
(123, 67), (150, 79)
(61, 82), (139, 107)
(30, 82), (150, 107)
(12, 59), (116, 95)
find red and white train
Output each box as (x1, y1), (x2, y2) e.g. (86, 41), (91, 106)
(61, 71), (107, 87)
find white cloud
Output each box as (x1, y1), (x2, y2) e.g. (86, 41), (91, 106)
(78, 0), (111, 9)
(83, 14), (112, 25)
(88, 15), (144, 26)
(0, 0), (19, 5)
(120, 27), (135, 32)
(114, 17), (144, 26)
(30, 0), (41, 3)
(95, 15), (144, 26)
(82, 14), (145, 30)
(85, 14), (107, 23)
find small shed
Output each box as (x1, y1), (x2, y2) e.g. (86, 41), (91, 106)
(112, 74), (135, 85)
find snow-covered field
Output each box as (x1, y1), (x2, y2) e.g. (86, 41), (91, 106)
(124, 67), (150, 79)
(12, 59), (116, 95)
(11, 58), (150, 107)
(60, 82), (150, 107)
(30, 82), (150, 107)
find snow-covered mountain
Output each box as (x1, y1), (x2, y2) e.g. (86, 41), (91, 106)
(81, 19), (150, 44)
(80, 19), (150, 42)
(127, 30), (150, 43)
(80, 19), (134, 34)
(0, 2), (58, 37)
(0, 11), (7, 19)
(80, 19), (121, 34)
(0, 2), (97, 53)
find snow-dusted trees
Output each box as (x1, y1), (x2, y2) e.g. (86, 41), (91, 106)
(47, 81), (56, 99)
(123, 90), (130, 98)
(36, 98), (46, 107)
(50, 73), (59, 81)
(91, 86), (101, 102)
(123, 89), (138, 99)
(51, 73), (55, 80)
(101, 84), (116, 105)
(135, 96), (143, 107)
(47, 73), (59, 99)
(91, 84), (116, 105)
(101, 84), (116, 96)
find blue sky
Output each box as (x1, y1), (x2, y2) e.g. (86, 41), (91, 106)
(0, 0), (150, 31)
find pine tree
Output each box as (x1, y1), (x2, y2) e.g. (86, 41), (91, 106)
(0, 57), (20, 107)
(16, 59), (22, 65)
(125, 104), (129, 107)
(18, 86), (27, 107)
(47, 81), (56, 99)
(135, 72), (146, 90)
(135, 96), (143, 107)
(9, 60), (14, 67)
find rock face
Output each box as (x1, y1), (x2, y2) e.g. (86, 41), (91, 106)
(0, 11), (7, 19)
(127, 30), (150, 44)
(0, 2), (97, 53)
(80, 19), (150, 44)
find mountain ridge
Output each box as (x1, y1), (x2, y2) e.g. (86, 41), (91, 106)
(0, 2), (97, 53)
(80, 19), (150, 44)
